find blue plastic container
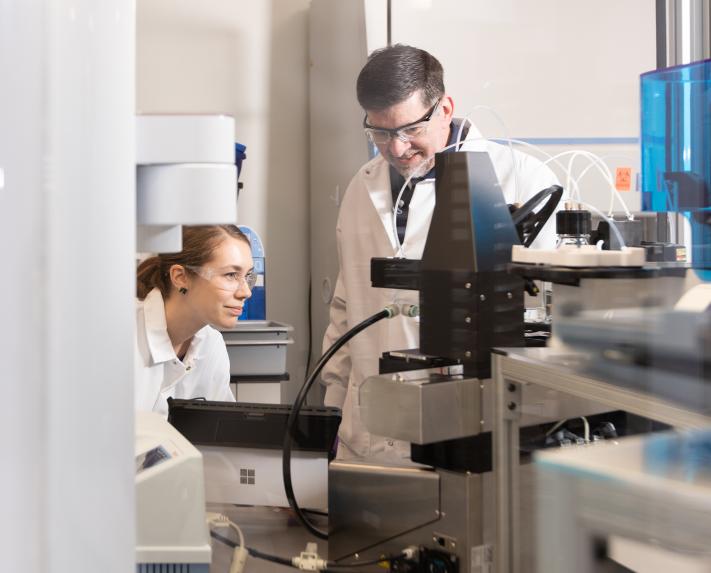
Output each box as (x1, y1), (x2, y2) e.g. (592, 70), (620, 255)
(237, 225), (265, 321)
(640, 59), (711, 278)
(235, 142), (247, 178)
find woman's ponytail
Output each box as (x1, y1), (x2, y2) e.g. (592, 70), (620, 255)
(136, 257), (167, 300)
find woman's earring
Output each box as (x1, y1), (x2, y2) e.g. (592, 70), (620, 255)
(179, 287), (188, 295)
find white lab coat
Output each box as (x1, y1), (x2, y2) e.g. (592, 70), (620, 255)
(134, 288), (235, 416)
(322, 127), (559, 461)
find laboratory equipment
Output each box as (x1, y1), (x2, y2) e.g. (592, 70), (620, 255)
(168, 398), (339, 510)
(546, 60), (711, 373)
(536, 431), (711, 572)
(330, 152), (551, 571)
(220, 321), (293, 376)
(136, 114), (238, 253)
(641, 58), (711, 280)
(135, 411), (211, 572)
(220, 320), (294, 403)
(555, 204), (591, 247)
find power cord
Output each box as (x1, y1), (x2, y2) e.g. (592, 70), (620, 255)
(545, 416), (591, 447)
(282, 305), (401, 539)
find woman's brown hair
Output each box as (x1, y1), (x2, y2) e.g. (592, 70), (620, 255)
(136, 225), (250, 300)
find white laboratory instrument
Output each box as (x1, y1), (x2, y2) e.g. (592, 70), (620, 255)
(136, 114), (238, 253)
(135, 411), (211, 572)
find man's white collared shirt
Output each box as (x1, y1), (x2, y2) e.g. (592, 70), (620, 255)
(134, 288), (235, 415)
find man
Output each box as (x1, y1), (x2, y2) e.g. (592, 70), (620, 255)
(322, 44), (558, 461)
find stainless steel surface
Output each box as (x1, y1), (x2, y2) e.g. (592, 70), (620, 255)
(493, 347), (711, 573)
(494, 352), (520, 573)
(497, 347), (711, 429)
(328, 460), (440, 560)
(666, 0), (711, 64)
(329, 462), (489, 573)
(208, 504), (327, 573)
(360, 373), (483, 444)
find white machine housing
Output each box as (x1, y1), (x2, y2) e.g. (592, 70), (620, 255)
(136, 114), (238, 253)
(200, 446), (328, 511)
(135, 411), (211, 571)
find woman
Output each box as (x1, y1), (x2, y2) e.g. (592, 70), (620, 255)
(134, 224), (255, 415)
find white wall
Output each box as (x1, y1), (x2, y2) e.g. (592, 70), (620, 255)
(392, 0), (656, 214)
(0, 1), (135, 570)
(137, 0), (311, 398)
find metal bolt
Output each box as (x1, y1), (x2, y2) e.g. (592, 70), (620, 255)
(480, 294), (486, 301)
(465, 316), (471, 324)
(507, 383), (516, 392)
(354, 554), (360, 560)
(465, 282), (472, 289)
(435, 510), (441, 517)
(450, 542), (456, 550)
(464, 351), (471, 358)
(507, 402), (517, 411)
(507, 292), (513, 299)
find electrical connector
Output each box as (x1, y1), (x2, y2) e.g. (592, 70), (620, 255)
(384, 304), (401, 318)
(400, 303), (419, 318)
(229, 546), (249, 573)
(292, 542), (328, 571)
(401, 546), (419, 560)
(206, 513), (248, 573)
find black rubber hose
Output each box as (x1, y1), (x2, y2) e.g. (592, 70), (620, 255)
(210, 530), (293, 566)
(282, 306), (396, 539)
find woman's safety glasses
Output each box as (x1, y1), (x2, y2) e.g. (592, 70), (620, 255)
(363, 98), (441, 145)
(186, 265), (257, 292)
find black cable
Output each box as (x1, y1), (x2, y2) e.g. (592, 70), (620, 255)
(510, 184), (563, 247)
(210, 530), (293, 566)
(211, 529), (404, 571)
(282, 307), (396, 539)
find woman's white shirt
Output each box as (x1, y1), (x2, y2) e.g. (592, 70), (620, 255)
(134, 288), (235, 416)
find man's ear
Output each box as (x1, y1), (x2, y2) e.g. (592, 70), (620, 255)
(440, 94), (454, 123)
(169, 264), (190, 292)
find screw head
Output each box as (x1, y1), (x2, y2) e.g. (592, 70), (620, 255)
(465, 282), (472, 289)
(507, 383), (516, 392)
(480, 294), (486, 301)
(507, 401), (517, 411)
(465, 316), (471, 324)
(507, 292), (513, 299)
(464, 351), (472, 358)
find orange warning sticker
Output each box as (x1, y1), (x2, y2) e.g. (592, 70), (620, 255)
(615, 167), (632, 191)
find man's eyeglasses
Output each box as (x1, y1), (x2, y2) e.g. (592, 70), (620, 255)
(185, 265), (257, 292)
(363, 98), (441, 145)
